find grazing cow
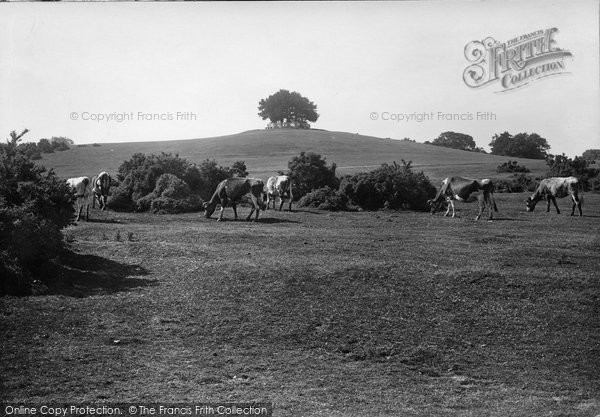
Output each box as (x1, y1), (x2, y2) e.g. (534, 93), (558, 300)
(203, 177), (267, 222)
(91, 171), (111, 210)
(66, 176), (92, 221)
(428, 177), (498, 220)
(525, 176), (582, 216)
(265, 175), (293, 211)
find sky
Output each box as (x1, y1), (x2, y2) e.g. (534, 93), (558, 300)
(0, 0), (598, 157)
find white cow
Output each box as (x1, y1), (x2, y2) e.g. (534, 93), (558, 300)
(66, 176), (92, 221)
(265, 175), (293, 211)
(526, 176), (583, 216)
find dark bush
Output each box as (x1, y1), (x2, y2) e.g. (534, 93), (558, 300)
(493, 174), (538, 193)
(496, 160), (530, 173)
(108, 153), (234, 213)
(287, 151), (339, 200)
(17, 142), (42, 160)
(1, 129), (74, 295)
(297, 186), (349, 211)
(136, 174), (203, 214)
(339, 161), (436, 211)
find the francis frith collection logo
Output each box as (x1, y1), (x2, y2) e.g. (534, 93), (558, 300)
(463, 28), (573, 92)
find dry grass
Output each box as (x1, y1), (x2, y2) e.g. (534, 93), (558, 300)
(1, 193), (599, 416)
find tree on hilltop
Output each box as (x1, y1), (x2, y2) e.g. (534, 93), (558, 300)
(431, 131), (479, 152)
(258, 89), (319, 129)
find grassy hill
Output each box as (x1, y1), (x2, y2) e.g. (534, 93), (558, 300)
(39, 129), (549, 184)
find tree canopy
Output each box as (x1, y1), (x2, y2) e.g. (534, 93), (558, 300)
(581, 149), (600, 161)
(258, 89), (319, 129)
(287, 151), (338, 199)
(489, 132), (550, 159)
(431, 131), (479, 152)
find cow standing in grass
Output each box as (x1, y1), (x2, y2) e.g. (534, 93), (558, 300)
(91, 171), (111, 210)
(265, 175), (293, 211)
(525, 176), (583, 216)
(66, 176), (92, 222)
(203, 178), (267, 222)
(428, 177), (498, 220)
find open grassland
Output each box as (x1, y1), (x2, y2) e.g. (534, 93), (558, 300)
(1, 193), (599, 416)
(38, 129), (549, 183)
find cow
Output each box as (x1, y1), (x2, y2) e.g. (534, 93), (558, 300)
(428, 177), (498, 220)
(91, 171), (111, 210)
(66, 176), (92, 221)
(203, 177), (267, 222)
(525, 176), (582, 216)
(265, 175), (293, 211)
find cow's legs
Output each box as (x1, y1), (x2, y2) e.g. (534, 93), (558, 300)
(550, 196), (560, 214)
(247, 195), (261, 222)
(75, 199), (82, 221)
(278, 196), (285, 211)
(475, 200), (484, 221)
(571, 195), (582, 216)
(217, 204), (226, 222)
(485, 193), (494, 220)
(443, 199), (452, 217)
(85, 203), (90, 221)
(231, 203), (239, 220)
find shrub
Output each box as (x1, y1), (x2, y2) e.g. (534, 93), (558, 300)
(1, 129), (74, 295)
(287, 151), (339, 200)
(496, 160), (530, 173)
(297, 186), (349, 211)
(339, 161), (436, 211)
(107, 153), (232, 213)
(493, 174), (538, 193)
(136, 174), (203, 214)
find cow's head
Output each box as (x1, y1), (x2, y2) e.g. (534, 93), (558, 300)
(203, 201), (217, 218)
(427, 199), (443, 215)
(525, 197), (537, 212)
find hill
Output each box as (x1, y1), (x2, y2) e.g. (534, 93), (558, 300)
(38, 129), (549, 183)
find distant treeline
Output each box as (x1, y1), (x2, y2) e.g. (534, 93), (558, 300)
(17, 136), (74, 160)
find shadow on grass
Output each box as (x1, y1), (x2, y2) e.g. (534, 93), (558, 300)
(290, 209), (324, 215)
(257, 217), (302, 224)
(39, 250), (155, 297)
(85, 217), (124, 224)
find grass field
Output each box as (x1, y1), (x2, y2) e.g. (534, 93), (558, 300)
(1, 192), (599, 416)
(37, 129), (550, 183)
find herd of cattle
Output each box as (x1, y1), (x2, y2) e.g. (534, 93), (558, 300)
(65, 173), (584, 222)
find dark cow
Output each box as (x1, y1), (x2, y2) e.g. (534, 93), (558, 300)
(66, 176), (91, 221)
(525, 176), (582, 216)
(91, 171), (111, 210)
(265, 175), (293, 211)
(428, 177), (498, 220)
(203, 178), (267, 222)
